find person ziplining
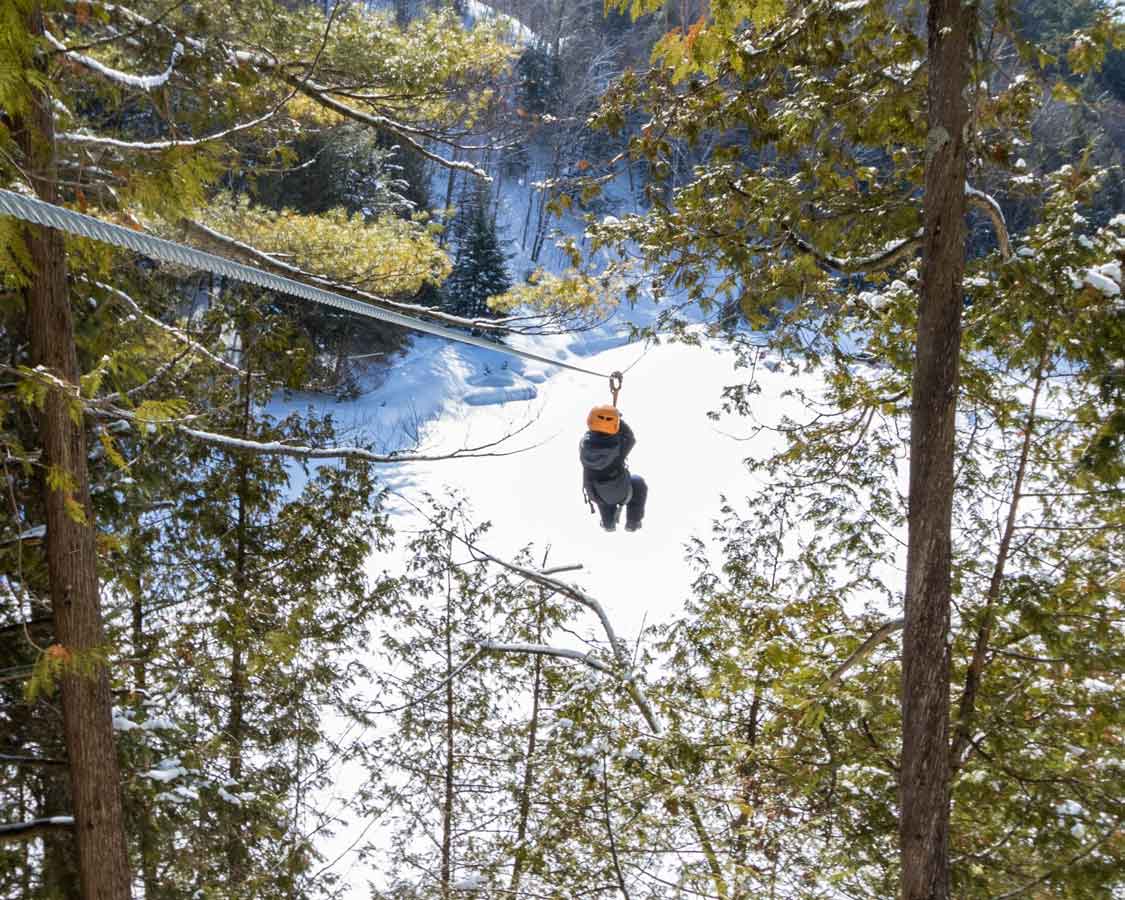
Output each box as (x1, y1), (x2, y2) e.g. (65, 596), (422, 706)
(580, 372), (648, 533)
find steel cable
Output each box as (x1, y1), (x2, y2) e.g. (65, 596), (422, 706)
(0, 188), (623, 380)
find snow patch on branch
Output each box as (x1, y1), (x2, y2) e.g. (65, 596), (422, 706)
(57, 109), (280, 152)
(1083, 265), (1121, 297)
(47, 30), (182, 91)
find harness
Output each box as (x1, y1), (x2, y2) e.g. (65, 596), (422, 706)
(583, 370), (627, 514)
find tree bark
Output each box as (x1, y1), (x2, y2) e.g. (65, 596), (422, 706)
(509, 589), (546, 893)
(900, 2), (974, 899)
(132, 577), (158, 896)
(441, 535), (455, 899)
(227, 362), (253, 887)
(16, 7), (132, 898)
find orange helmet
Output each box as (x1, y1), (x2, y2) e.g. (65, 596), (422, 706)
(587, 405), (620, 435)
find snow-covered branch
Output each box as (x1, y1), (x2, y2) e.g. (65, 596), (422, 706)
(478, 641), (615, 674)
(173, 424), (535, 462)
(0, 753), (67, 767)
(785, 225), (924, 274)
(781, 187), (1010, 275)
(273, 72), (491, 181)
(965, 184), (1012, 261)
(468, 552), (663, 732)
(56, 108), (282, 152)
(0, 817), (74, 843)
(89, 280), (243, 376)
(46, 29), (182, 91)
(823, 617), (904, 690)
(170, 427), (523, 461)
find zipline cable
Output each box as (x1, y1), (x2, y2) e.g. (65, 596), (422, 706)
(0, 188), (627, 380)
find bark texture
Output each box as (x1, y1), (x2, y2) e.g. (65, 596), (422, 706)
(900, 2), (974, 898)
(17, 7), (132, 898)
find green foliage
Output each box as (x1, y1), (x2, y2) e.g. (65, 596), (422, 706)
(203, 195), (451, 297)
(489, 267), (619, 319)
(443, 190), (510, 318)
(24, 643), (109, 701)
(131, 398), (189, 428)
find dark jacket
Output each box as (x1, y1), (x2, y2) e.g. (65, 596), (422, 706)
(580, 420), (635, 505)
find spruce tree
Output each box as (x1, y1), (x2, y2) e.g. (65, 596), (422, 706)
(444, 194), (512, 320)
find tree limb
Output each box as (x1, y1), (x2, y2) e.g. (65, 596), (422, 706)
(965, 184), (1012, 261)
(0, 817), (75, 843)
(479, 641), (614, 674)
(44, 29), (182, 91)
(464, 545), (729, 899)
(0, 753), (68, 767)
(56, 108), (282, 151)
(784, 224), (924, 274)
(823, 618), (905, 690)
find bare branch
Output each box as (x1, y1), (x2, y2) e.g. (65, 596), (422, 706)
(175, 424), (538, 463)
(366, 650), (487, 715)
(0, 753), (68, 767)
(823, 618), (904, 690)
(965, 184), (1012, 261)
(478, 641), (614, 674)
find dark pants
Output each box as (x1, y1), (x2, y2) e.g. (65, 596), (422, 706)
(595, 475), (647, 528)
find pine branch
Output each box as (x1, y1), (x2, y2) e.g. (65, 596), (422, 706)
(180, 218), (520, 334)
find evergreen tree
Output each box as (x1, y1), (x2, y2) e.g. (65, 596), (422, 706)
(444, 193), (512, 319)
(0, 0), (512, 893)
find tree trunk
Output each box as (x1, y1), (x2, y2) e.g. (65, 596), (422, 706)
(509, 592), (546, 893)
(899, 2), (973, 899)
(132, 579), (158, 896)
(440, 152), (459, 248)
(441, 537), (455, 899)
(227, 365), (253, 887)
(16, 8), (132, 898)
(950, 343), (1050, 770)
